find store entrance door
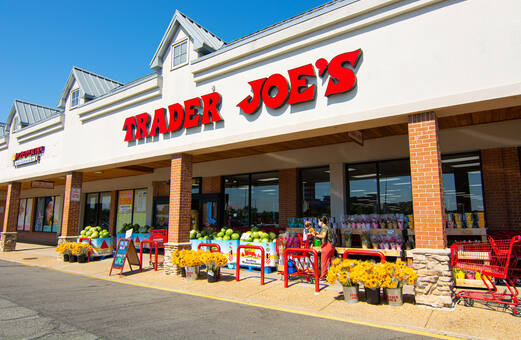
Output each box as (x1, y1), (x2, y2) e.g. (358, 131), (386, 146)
(192, 194), (222, 229)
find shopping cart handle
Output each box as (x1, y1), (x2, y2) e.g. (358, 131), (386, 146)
(513, 235), (521, 244)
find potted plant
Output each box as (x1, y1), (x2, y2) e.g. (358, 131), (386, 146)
(383, 260), (417, 306)
(344, 231), (352, 248)
(56, 242), (72, 261)
(361, 231), (371, 249)
(172, 249), (203, 281)
(201, 251), (228, 282)
(77, 243), (93, 263)
(357, 261), (386, 305)
(326, 258), (363, 303)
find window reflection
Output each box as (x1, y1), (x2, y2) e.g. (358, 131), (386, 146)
(348, 163), (378, 214)
(224, 174), (250, 227)
(300, 167), (330, 217)
(441, 153), (484, 213)
(378, 160), (412, 215)
(251, 172), (279, 226)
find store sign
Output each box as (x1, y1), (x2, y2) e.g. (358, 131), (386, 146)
(122, 92), (223, 142)
(13, 146), (45, 167)
(122, 49), (361, 142)
(31, 181), (54, 189)
(237, 49), (362, 114)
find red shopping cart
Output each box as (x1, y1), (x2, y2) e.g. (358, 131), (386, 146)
(450, 235), (521, 315)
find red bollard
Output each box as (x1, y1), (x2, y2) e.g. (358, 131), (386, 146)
(236, 245), (265, 285)
(140, 240), (159, 271)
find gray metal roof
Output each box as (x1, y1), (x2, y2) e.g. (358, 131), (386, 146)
(6, 100), (63, 132)
(57, 66), (123, 108)
(194, 0), (359, 64)
(0, 123), (5, 138)
(150, 10), (225, 70)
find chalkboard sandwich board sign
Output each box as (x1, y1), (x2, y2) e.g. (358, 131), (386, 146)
(109, 238), (141, 275)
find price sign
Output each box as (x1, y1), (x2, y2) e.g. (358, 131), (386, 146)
(109, 239), (141, 275)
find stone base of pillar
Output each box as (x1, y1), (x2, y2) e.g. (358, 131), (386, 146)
(57, 236), (78, 261)
(0, 232), (18, 252)
(412, 248), (455, 309)
(164, 242), (191, 276)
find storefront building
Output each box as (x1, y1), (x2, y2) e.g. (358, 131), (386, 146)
(1, 0), (521, 308)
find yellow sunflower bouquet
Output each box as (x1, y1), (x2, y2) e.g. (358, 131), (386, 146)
(200, 251), (228, 272)
(172, 249), (203, 267)
(326, 258), (363, 287)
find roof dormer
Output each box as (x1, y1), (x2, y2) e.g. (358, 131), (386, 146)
(149, 10), (225, 71)
(6, 100), (63, 133)
(57, 66), (123, 110)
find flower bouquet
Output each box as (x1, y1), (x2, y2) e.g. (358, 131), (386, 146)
(200, 251), (228, 282)
(326, 258), (365, 303)
(172, 249), (204, 281)
(56, 242), (72, 261)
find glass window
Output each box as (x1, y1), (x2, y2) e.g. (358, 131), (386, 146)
(17, 198), (27, 231)
(441, 153), (484, 213)
(116, 190), (134, 233)
(33, 196), (60, 233)
(133, 189), (147, 226)
(173, 40), (188, 67)
(192, 177), (201, 194)
(300, 167), (330, 217)
(84, 193), (99, 227)
(99, 192), (111, 227)
(224, 174), (250, 227)
(83, 192), (111, 228)
(251, 172), (279, 226)
(348, 163), (378, 214)
(24, 198), (33, 231)
(378, 160), (413, 215)
(115, 189), (147, 233)
(71, 89), (79, 107)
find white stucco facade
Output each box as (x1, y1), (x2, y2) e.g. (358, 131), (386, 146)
(1, 0), (521, 224)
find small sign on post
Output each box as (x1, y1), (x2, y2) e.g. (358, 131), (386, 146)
(109, 238), (141, 275)
(71, 188), (81, 202)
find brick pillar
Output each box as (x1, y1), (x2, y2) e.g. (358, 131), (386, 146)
(1, 182), (21, 252)
(0, 198), (6, 232)
(482, 147), (521, 230)
(408, 112), (446, 249)
(202, 176), (221, 194)
(58, 172), (83, 254)
(408, 112), (454, 308)
(279, 168), (298, 229)
(164, 154), (192, 276)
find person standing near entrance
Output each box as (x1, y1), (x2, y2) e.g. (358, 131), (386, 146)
(314, 216), (335, 279)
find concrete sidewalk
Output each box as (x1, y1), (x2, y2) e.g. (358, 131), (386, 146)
(1, 243), (520, 340)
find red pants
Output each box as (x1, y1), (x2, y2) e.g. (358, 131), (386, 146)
(320, 242), (335, 279)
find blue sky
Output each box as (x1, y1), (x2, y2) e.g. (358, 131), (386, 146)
(0, 0), (327, 123)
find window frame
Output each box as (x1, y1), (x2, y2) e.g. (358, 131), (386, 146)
(83, 191), (112, 228)
(70, 89), (80, 108)
(171, 39), (189, 70)
(346, 152), (486, 216)
(33, 195), (61, 233)
(223, 170), (280, 227)
(115, 188), (148, 233)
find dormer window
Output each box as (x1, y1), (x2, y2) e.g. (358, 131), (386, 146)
(71, 89), (80, 108)
(172, 39), (188, 69)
